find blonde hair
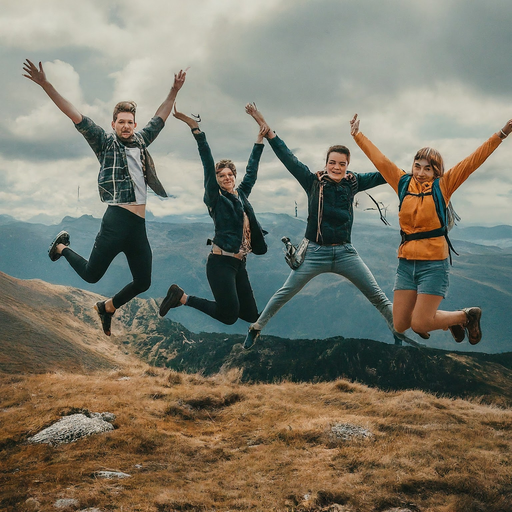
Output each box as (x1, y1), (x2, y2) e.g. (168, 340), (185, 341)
(413, 147), (444, 178)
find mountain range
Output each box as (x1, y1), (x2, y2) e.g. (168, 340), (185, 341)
(0, 212), (511, 352)
(2, 271), (512, 408)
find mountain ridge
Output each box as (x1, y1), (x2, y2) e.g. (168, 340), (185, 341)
(2, 271), (512, 407)
(0, 213), (511, 351)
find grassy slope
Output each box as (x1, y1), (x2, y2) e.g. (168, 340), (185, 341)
(1, 367), (511, 512)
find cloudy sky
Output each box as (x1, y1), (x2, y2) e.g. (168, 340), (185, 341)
(1, 0), (512, 226)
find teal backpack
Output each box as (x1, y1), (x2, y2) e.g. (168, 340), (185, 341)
(397, 174), (460, 263)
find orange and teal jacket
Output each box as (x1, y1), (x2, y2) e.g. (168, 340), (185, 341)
(353, 132), (502, 261)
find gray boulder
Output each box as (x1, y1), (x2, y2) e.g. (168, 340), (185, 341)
(28, 412), (115, 446)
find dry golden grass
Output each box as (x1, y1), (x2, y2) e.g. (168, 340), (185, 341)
(1, 364), (512, 512)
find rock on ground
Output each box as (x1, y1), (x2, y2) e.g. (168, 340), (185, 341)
(28, 412), (115, 446)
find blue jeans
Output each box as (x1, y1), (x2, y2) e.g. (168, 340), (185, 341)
(252, 242), (397, 338)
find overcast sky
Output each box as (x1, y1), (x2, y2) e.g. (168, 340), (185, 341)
(1, 0), (512, 226)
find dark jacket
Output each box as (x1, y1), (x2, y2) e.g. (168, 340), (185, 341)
(268, 135), (386, 244)
(195, 131), (267, 255)
(75, 116), (167, 203)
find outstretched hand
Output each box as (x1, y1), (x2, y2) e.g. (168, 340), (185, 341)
(23, 59), (47, 86)
(500, 119), (512, 139)
(350, 114), (360, 136)
(172, 69), (187, 92)
(245, 102), (267, 126)
(172, 104), (200, 131)
(256, 123), (270, 144)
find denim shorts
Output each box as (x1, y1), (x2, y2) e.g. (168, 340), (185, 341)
(393, 258), (450, 298)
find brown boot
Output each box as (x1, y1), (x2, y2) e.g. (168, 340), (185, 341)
(462, 307), (482, 345)
(448, 324), (465, 343)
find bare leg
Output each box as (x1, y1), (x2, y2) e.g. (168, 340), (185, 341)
(393, 290), (418, 333)
(410, 294), (466, 334)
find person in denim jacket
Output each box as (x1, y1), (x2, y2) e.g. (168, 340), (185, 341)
(159, 104), (268, 325)
(242, 106), (419, 349)
(23, 59), (186, 336)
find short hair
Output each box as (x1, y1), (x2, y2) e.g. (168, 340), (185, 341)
(326, 145), (350, 164)
(215, 159), (237, 178)
(413, 147), (444, 178)
(113, 101), (137, 122)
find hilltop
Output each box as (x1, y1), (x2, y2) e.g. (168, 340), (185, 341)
(1, 273), (512, 511)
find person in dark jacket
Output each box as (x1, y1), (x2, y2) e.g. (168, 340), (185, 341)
(23, 58), (186, 336)
(243, 106), (418, 348)
(159, 104), (268, 325)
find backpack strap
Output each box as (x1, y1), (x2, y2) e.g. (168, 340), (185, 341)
(398, 175), (458, 264)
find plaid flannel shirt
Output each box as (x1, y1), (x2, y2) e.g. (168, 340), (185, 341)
(75, 115), (167, 204)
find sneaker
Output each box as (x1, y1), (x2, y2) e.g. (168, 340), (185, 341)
(243, 328), (260, 350)
(48, 231), (70, 261)
(448, 324), (465, 343)
(413, 330), (430, 340)
(94, 300), (114, 336)
(462, 307), (482, 345)
(159, 284), (184, 317)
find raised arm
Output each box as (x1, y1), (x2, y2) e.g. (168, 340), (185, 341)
(173, 106), (219, 206)
(245, 103), (314, 191)
(238, 119), (268, 197)
(23, 59), (82, 125)
(440, 119), (511, 199)
(350, 114), (404, 193)
(154, 70), (187, 122)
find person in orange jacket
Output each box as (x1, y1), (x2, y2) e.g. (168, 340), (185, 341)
(350, 113), (512, 345)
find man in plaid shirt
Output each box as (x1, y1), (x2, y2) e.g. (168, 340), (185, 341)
(23, 58), (186, 336)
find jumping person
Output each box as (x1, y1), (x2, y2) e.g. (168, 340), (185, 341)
(350, 113), (512, 345)
(23, 58), (186, 336)
(243, 106), (418, 349)
(159, 104), (268, 325)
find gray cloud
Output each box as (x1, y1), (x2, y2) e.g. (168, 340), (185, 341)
(1, 0), (511, 226)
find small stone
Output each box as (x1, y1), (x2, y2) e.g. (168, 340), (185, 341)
(329, 423), (373, 441)
(25, 497), (41, 510)
(54, 498), (79, 509)
(94, 471), (131, 479)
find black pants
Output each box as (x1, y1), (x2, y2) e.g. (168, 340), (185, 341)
(62, 206), (152, 309)
(187, 253), (258, 325)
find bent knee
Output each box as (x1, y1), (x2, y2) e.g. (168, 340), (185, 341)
(84, 274), (102, 284)
(220, 316), (238, 326)
(410, 318), (429, 334)
(393, 319), (410, 334)
(133, 279), (151, 294)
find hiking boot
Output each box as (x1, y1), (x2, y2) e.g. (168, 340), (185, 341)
(159, 284), (184, 317)
(463, 307), (482, 345)
(243, 328), (260, 350)
(413, 330), (430, 340)
(448, 324), (465, 343)
(94, 300), (114, 336)
(48, 231), (70, 261)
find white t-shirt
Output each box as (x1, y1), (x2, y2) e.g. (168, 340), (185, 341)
(124, 147), (147, 205)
